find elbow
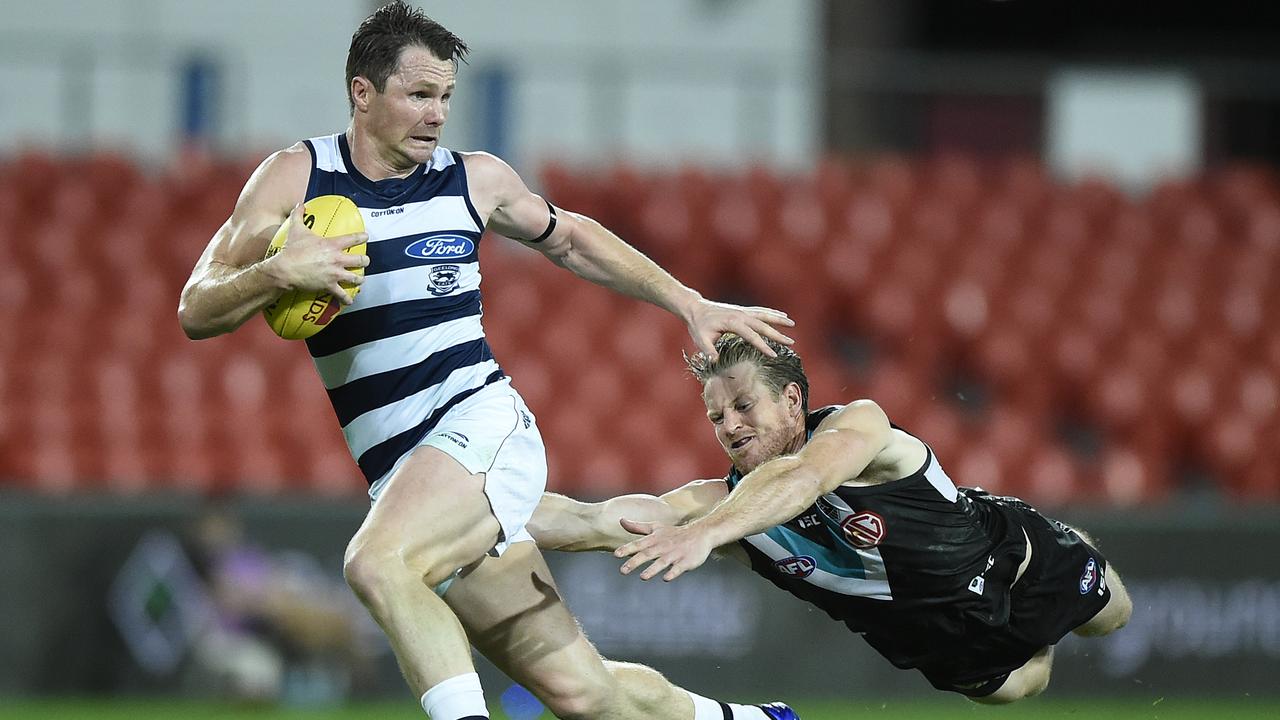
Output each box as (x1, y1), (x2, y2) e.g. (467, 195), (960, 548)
(526, 495), (577, 551)
(539, 238), (574, 270)
(177, 297), (218, 341)
(181, 322), (215, 341)
(537, 216), (583, 269)
(178, 312), (205, 340)
(524, 511), (555, 549)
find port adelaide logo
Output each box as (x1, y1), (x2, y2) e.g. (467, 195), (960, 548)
(841, 511), (886, 549)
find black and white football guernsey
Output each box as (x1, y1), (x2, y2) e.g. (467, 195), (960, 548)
(727, 406), (1030, 671)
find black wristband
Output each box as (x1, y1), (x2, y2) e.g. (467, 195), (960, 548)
(529, 200), (557, 243)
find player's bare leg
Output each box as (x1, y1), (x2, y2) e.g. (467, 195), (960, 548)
(343, 447), (502, 700)
(972, 646), (1054, 705)
(1068, 527), (1134, 637)
(445, 540), (797, 720)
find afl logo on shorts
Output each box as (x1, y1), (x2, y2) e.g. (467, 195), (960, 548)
(841, 511), (886, 548)
(428, 264), (461, 295)
(1079, 557), (1099, 595)
(774, 555), (816, 578)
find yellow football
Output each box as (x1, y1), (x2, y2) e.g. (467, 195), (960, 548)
(262, 195), (367, 340)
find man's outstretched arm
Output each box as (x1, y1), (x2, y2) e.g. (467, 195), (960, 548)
(462, 151), (794, 362)
(527, 480), (729, 553)
(617, 399), (893, 581)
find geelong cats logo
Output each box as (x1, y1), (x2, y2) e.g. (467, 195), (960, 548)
(428, 264), (461, 295)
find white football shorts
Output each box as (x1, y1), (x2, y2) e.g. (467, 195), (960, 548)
(367, 378), (546, 593)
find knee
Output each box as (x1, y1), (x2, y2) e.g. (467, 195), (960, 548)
(533, 670), (617, 720)
(343, 542), (395, 612)
(1022, 661), (1052, 698)
(343, 540), (456, 613)
(1096, 589), (1134, 636)
(1101, 587), (1133, 634)
(1116, 592), (1133, 629)
(972, 651), (1052, 705)
(974, 667), (1050, 705)
(1077, 578), (1133, 637)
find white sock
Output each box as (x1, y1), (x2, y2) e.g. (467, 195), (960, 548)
(686, 690), (769, 720)
(421, 672), (489, 719)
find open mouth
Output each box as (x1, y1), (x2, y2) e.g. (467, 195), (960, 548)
(730, 436), (753, 450)
(411, 135), (437, 143)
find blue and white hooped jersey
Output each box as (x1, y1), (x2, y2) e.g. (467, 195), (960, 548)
(301, 133), (504, 489)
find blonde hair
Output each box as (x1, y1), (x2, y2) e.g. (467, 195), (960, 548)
(685, 333), (809, 411)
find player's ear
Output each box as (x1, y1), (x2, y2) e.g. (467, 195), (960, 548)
(351, 76), (373, 112)
(785, 382), (803, 418)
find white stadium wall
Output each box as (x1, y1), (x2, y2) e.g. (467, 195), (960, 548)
(0, 0), (820, 171)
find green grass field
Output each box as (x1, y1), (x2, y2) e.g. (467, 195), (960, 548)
(3, 698), (1278, 720)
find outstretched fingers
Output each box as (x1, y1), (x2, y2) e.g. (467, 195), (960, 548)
(744, 313), (795, 347)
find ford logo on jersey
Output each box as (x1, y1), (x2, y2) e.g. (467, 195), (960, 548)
(404, 234), (475, 260)
(774, 555), (816, 578)
(1079, 557), (1098, 595)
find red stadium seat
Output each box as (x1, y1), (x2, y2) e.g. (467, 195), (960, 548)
(865, 155), (917, 212)
(1175, 202), (1222, 251)
(819, 232), (881, 316)
(1098, 443), (1168, 506)
(909, 401), (969, 471)
(10, 150), (59, 215)
(1089, 242), (1144, 296)
(972, 327), (1034, 394)
(1074, 284), (1129, 344)
(946, 281), (998, 349)
(1087, 363), (1158, 437)
(1201, 409), (1258, 480)
(1232, 440), (1280, 501)
(862, 359), (927, 423)
(1236, 366), (1280, 428)
(50, 174), (100, 229)
(984, 403), (1042, 471)
(1001, 282), (1058, 343)
(84, 151), (141, 207)
(1220, 283), (1266, 345)
(1171, 364), (1219, 430)
(1051, 325), (1104, 400)
(954, 446), (1008, 494)
(299, 446), (365, 498)
(1023, 443), (1083, 510)
(1245, 204), (1280, 252)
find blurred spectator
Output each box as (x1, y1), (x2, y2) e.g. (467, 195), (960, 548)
(183, 505), (375, 705)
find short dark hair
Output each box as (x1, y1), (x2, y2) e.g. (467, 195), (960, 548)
(686, 333), (809, 412)
(346, 1), (469, 113)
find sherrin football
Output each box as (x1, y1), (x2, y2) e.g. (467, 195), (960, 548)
(262, 195), (367, 340)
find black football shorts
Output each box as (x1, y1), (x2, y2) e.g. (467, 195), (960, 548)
(918, 493), (1113, 697)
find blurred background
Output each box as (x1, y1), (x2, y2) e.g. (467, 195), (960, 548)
(1, 0), (1278, 718)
